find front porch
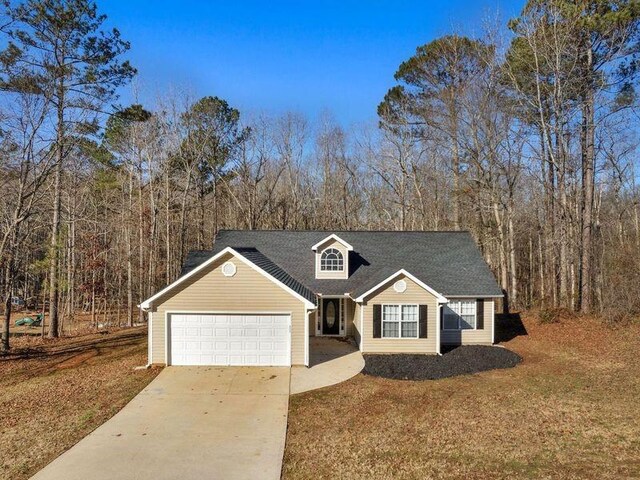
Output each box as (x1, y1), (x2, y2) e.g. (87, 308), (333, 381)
(309, 336), (357, 366)
(313, 296), (356, 338)
(291, 337), (364, 394)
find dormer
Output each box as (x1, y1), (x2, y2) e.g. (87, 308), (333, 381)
(312, 234), (353, 280)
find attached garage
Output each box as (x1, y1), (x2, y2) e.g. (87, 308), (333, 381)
(169, 313), (291, 366)
(142, 247), (317, 367)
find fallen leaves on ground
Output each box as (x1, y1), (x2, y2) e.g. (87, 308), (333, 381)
(283, 313), (640, 480)
(0, 327), (160, 480)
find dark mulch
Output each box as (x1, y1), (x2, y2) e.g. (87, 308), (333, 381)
(363, 345), (522, 380)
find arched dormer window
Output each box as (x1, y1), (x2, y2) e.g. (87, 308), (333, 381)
(320, 248), (344, 271)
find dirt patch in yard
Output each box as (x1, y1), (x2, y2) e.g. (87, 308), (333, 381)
(0, 327), (160, 480)
(363, 345), (522, 380)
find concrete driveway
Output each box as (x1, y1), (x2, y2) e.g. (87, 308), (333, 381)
(31, 367), (290, 480)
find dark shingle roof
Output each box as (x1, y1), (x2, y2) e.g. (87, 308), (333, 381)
(234, 248), (316, 304)
(181, 230), (503, 302)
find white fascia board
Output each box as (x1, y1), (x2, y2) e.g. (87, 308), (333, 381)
(140, 246), (316, 310)
(354, 269), (448, 304)
(311, 234), (354, 252)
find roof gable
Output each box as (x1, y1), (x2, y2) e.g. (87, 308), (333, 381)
(141, 246), (316, 310)
(354, 269), (448, 303)
(311, 234), (354, 252)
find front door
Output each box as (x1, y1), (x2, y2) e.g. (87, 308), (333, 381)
(322, 298), (340, 335)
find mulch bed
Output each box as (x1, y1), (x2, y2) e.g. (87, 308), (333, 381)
(363, 345), (522, 380)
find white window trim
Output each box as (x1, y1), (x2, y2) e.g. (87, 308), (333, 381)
(319, 248), (344, 272)
(221, 261), (236, 277)
(442, 299), (477, 331)
(381, 303), (419, 339)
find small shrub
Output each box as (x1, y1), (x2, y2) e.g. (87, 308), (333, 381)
(538, 309), (559, 324)
(538, 307), (577, 324)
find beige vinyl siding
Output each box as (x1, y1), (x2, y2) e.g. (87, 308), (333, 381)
(361, 274), (438, 354)
(440, 298), (494, 345)
(149, 252), (309, 365)
(314, 239), (349, 279)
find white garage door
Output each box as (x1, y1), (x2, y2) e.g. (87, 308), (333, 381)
(169, 313), (291, 366)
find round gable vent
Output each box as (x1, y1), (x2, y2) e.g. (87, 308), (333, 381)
(222, 261), (237, 277)
(393, 279), (407, 293)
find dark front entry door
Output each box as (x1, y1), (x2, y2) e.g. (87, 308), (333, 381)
(322, 298), (340, 335)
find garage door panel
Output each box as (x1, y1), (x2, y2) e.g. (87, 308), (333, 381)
(170, 313), (290, 366)
(273, 340), (288, 350)
(214, 354), (229, 363)
(215, 327), (229, 336)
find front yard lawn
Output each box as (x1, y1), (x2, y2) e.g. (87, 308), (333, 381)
(283, 313), (640, 479)
(0, 327), (160, 480)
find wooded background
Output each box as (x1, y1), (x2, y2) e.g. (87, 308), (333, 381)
(1, 0), (639, 350)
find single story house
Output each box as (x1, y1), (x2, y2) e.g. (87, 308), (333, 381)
(140, 230), (503, 367)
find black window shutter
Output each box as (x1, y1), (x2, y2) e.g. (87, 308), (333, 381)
(477, 299), (484, 329)
(419, 304), (428, 338)
(373, 304), (382, 338)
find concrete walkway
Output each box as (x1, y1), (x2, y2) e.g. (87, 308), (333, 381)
(31, 367), (290, 480)
(290, 337), (365, 394)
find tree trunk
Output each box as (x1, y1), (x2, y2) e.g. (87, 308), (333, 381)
(451, 116), (461, 230)
(2, 263), (13, 352)
(494, 202), (509, 311)
(579, 47), (595, 314)
(48, 155), (62, 338)
(507, 201), (518, 308)
(165, 164), (171, 283)
(138, 163), (145, 325)
(91, 267), (96, 328)
(127, 171), (134, 327)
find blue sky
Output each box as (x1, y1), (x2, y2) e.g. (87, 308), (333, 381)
(103, 0), (524, 126)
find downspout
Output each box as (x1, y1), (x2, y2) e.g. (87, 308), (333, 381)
(359, 301), (364, 352)
(436, 302), (443, 356)
(137, 304), (153, 369)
